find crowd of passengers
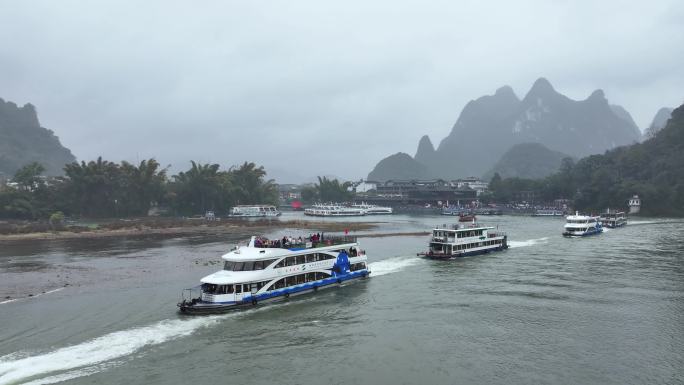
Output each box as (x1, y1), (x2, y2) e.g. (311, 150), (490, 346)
(254, 233), (328, 248)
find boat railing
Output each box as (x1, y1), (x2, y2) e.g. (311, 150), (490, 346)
(488, 231), (507, 238)
(180, 286), (203, 303)
(435, 223), (483, 230)
(254, 235), (358, 250)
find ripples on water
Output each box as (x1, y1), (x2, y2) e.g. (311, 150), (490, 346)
(1, 216), (683, 385)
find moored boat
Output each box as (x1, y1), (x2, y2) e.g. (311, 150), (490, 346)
(458, 213), (476, 222)
(563, 212), (603, 237)
(351, 202), (393, 214)
(229, 205), (281, 217)
(599, 209), (626, 228)
(418, 223), (508, 259)
(532, 209), (565, 217)
(178, 234), (369, 314)
(304, 204), (366, 217)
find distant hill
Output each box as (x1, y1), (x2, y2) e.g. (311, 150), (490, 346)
(484, 142), (571, 180)
(0, 98), (75, 176)
(643, 107), (673, 139)
(367, 152), (428, 182)
(369, 78), (642, 180)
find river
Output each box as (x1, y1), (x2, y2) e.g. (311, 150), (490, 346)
(1, 214), (683, 385)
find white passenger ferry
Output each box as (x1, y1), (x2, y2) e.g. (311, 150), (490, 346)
(419, 223), (508, 259)
(178, 235), (369, 314)
(532, 209), (565, 217)
(563, 212), (603, 237)
(229, 205), (281, 217)
(304, 204), (366, 217)
(599, 209), (626, 228)
(351, 202), (393, 215)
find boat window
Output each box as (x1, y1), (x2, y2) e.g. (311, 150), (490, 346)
(275, 259), (285, 268)
(253, 260), (263, 270)
(243, 261), (254, 271)
(350, 262), (367, 271)
(316, 272), (331, 280)
(297, 275), (305, 284)
(233, 262), (245, 271)
(286, 257), (295, 266)
(305, 254), (315, 263)
(243, 284), (251, 292)
(296, 255), (306, 265)
(236, 285), (242, 294)
(306, 272), (316, 282)
(285, 276), (296, 286)
(270, 278), (286, 290)
(224, 261), (234, 270)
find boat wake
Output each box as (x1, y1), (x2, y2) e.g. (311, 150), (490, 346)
(509, 237), (549, 248)
(628, 220), (659, 225)
(368, 256), (423, 277)
(0, 315), (230, 385)
(0, 288), (65, 306)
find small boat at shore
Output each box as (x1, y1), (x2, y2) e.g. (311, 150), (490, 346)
(599, 209), (626, 228)
(418, 222), (508, 259)
(563, 212), (603, 237)
(178, 234), (369, 314)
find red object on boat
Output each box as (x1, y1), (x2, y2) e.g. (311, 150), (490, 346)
(291, 200), (303, 210)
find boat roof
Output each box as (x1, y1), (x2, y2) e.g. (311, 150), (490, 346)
(201, 270), (270, 285)
(433, 224), (494, 231)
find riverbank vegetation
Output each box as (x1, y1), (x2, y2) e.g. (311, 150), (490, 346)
(301, 176), (353, 203)
(0, 160), (278, 220)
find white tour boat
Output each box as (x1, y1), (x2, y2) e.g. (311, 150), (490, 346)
(303, 204), (366, 217)
(563, 212), (603, 237)
(229, 205), (281, 217)
(418, 223), (508, 259)
(178, 234), (369, 314)
(351, 202), (393, 215)
(599, 209), (627, 228)
(532, 209), (565, 217)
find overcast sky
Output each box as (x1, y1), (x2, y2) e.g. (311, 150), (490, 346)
(1, 0), (682, 182)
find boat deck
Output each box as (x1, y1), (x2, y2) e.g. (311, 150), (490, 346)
(253, 235), (357, 250)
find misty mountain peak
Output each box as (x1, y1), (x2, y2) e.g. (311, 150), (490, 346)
(587, 89), (607, 103)
(644, 107), (674, 139)
(0, 96), (76, 175)
(416, 135), (435, 155)
(495, 85), (519, 100)
(527, 77), (556, 97)
(415, 135), (436, 166)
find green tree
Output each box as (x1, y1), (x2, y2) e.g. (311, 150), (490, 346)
(229, 162), (278, 205)
(315, 176), (353, 202)
(170, 161), (226, 215)
(119, 159), (167, 216)
(13, 162), (45, 191)
(63, 157), (121, 217)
